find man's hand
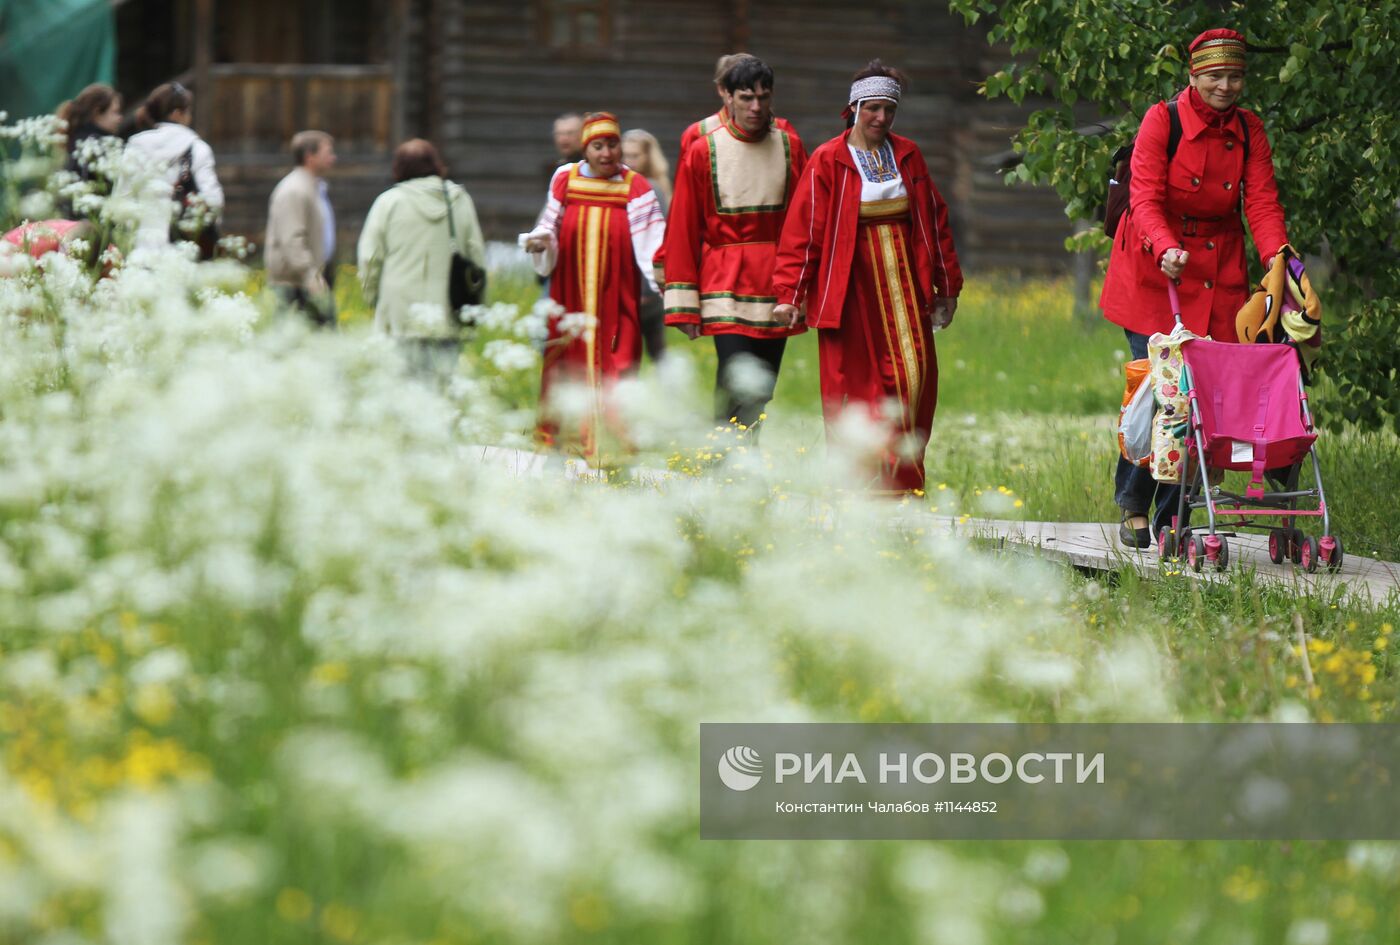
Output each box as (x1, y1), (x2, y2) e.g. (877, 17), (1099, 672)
(772, 303), (802, 329)
(1160, 247), (1189, 280)
(304, 269), (330, 297)
(524, 236), (550, 254)
(678, 323), (702, 340)
(930, 298), (957, 331)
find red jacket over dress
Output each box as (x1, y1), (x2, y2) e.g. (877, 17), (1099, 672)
(1100, 87), (1289, 340)
(772, 131), (962, 328)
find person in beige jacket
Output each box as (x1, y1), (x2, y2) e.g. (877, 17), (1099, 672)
(265, 131), (337, 326)
(357, 139), (485, 353)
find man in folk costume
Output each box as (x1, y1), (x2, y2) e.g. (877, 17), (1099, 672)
(772, 61), (962, 495)
(523, 112), (665, 459)
(661, 56), (808, 431)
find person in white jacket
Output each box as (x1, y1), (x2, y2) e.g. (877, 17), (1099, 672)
(120, 82), (224, 257)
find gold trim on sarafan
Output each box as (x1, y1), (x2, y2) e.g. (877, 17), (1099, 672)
(858, 196), (910, 221)
(860, 219), (925, 423)
(566, 165), (632, 206)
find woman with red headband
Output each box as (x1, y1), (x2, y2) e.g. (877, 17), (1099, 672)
(523, 112), (666, 459)
(772, 60), (962, 495)
(1100, 28), (1292, 547)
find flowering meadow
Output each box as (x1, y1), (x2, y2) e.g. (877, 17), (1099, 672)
(2, 118), (1400, 944)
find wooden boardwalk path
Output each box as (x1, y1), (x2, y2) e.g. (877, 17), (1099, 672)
(467, 446), (1400, 601)
(926, 516), (1400, 602)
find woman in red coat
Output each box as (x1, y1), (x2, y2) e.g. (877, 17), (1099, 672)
(1100, 28), (1291, 546)
(773, 61), (962, 495)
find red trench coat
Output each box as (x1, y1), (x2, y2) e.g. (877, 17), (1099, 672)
(772, 131), (962, 328)
(1100, 88), (1289, 340)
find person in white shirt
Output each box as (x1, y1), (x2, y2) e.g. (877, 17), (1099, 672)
(121, 81), (224, 257)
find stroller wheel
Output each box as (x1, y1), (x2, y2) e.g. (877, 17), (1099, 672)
(1322, 536), (1344, 572)
(1188, 534), (1206, 572)
(1267, 529), (1287, 565)
(1300, 535), (1320, 573)
(1213, 536), (1230, 571)
(1158, 528), (1177, 560)
(1289, 527), (1305, 565)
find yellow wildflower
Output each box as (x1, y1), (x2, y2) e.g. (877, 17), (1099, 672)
(276, 888), (314, 923)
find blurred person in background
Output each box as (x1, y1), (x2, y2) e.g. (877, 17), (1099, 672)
(543, 111), (584, 187)
(358, 139), (485, 377)
(265, 130), (339, 328)
(623, 128), (672, 363)
(56, 83), (124, 213)
(122, 81), (224, 258)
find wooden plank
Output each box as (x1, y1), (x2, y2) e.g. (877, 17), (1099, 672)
(210, 64), (394, 79)
(917, 516), (1400, 603)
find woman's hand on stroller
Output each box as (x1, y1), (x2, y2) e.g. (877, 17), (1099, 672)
(1160, 247), (1189, 280)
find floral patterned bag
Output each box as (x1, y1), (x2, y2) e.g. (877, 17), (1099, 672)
(1147, 326), (1198, 483)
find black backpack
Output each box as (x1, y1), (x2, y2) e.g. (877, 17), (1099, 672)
(1103, 100), (1250, 238)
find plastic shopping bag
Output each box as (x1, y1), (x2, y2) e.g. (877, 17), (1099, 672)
(1118, 358), (1153, 466)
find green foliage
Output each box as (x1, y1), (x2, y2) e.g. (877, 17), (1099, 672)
(947, 0), (1400, 430)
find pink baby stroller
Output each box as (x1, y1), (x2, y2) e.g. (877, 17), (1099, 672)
(1157, 286), (1340, 573)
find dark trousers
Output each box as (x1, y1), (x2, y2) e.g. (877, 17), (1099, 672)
(1114, 329), (1179, 531)
(714, 333), (787, 429)
(399, 338), (460, 384)
(276, 261), (338, 329)
(639, 289), (667, 364)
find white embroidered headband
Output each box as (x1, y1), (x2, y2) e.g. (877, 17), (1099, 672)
(848, 76), (901, 106)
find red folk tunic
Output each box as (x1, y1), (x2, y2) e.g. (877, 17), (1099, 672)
(528, 162), (664, 458)
(773, 132), (963, 494)
(661, 115), (808, 338)
(676, 110), (798, 163)
(1100, 87), (1290, 340)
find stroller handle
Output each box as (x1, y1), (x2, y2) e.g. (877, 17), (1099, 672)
(1166, 278), (1184, 328)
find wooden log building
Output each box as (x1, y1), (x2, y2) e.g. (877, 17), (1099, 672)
(114, 0), (1072, 270)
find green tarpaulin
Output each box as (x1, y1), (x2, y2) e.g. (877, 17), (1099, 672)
(0, 0), (115, 121)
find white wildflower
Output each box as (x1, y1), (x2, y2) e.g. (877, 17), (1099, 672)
(555, 309), (595, 340)
(483, 339), (540, 372)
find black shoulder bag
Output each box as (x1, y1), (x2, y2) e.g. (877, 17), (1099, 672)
(171, 144), (221, 260)
(442, 180), (486, 326)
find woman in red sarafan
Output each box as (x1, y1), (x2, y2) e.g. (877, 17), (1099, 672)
(1101, 28), (1292, 547)
(772, 60), (962, 495)
(523, 112), (665, 461)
